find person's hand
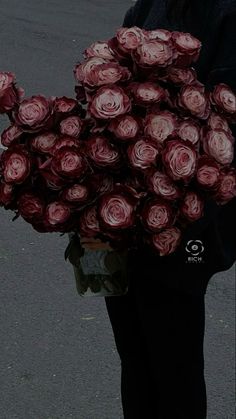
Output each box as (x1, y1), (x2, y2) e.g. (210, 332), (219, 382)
(80, 236), (112, 251)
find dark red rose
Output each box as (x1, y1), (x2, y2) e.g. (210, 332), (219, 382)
(203, 129), (234, 165)
(177, 119), (201, 145)
(84, 135), (121, 169)
(1, 146), (31, 184)
(144, 111), (178, 146)
(51, 135), (80, 154)
(207, 113), (232, 132)
(45, 201), (71, 226)
(81, 62), (131, 88)
(147, 169), (181, 200)
(1, 125), (23, 147)
(74, 57), (108, 84)
(166, 67), (197, 86)
(89, 86), (131, 119)
(162, 139), (197, 181)
(18, 193), (45, 221)
(78, 205), (101, 237)
(141, 198), (175, 233)
(196, 156), (221, 189)
(177, 83), (210, 119)
(180, 191), (204, 222)
(0, 72), (23, 113)
(116, 27), (144, 52)
(145, 29), (172, 42)
(54, 97), (78, 115)
(13, 95), (53, 132)
(171, 32), (201, 66)
(0, 181), (14, 207)
(61, 183), (89, 204)
(31, 132), (58, 155)
(133, 39), (175, 68)
(130, 82), (166, 106)
(210, 84), (236, 118)
(108, 115), (140, 141)
(127, 139), (159, 170)
(59, 116), (83, 138)
(151, 226), (182, 256)
(51, 146), (88, 179)
(84, 41), (115, 60)
(213, 168), (236, 204)
(98, 190), (136, 231)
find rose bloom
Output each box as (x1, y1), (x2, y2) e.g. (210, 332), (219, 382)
(18, 193), (45, 221)
(127, 139), (159, 170)
(144, 111), (178, 146)
(196, 156), (221, 189)
(177, 83), (210, 119)
(108, 115), (140, 141)
(1, 125), (23, 148)
(145, 29), (172, 42)
(74, 57), (108, 84)
(52, 135), (80, 154)
(180, 191), (204, 222)
(82, 62), (131, 88)
(207, 112), (232, 132)
(54, 97), (78, 114)
(147, 169), (181, 200)
(172, 32), (201, 66)
(51, 146), (88, 179)
(13, 95), (53, 132)
(130, 82), (166, 106)
(59, 116), (83, 138)
(31, 132), (58, 155)
(61, 183), (89, 204)
(0, 181), (14, 207)
(45, 201), (71, 226)
(1, 146), (31, 184)
(162, 139), (197, 181)
(151, 226), (182, 256)
(133, 39), (175, 67)
(89, 86), (131, 119)
(214, 168), (236, 204)
(141, 198), (174, 233)
(79, 205), (101, 237)
(203, 129), (234, 165)
(166, 67), (197, 86)
(0, 72), (23, 113)
(211, 83), (236, 116)
(116, 27), (144, 51)
(84, 41), (115, 60)
(85, 135), (121, 168)
(98, 191), (136, 230)
(178, 119), (201, 145)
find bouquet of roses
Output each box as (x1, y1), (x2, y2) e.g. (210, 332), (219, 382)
(1, 26), (236, 260)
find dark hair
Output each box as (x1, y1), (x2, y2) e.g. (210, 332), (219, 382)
(166, 0), (191, 23)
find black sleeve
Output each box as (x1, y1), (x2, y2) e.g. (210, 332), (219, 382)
(122, 6), (135, 28)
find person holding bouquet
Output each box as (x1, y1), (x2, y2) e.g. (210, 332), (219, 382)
(81, 0), (236, 418)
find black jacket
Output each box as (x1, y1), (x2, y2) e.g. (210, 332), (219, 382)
(123, 0), (236, 295)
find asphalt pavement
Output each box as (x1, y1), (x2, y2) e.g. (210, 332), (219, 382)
(0, 1), (235, 418)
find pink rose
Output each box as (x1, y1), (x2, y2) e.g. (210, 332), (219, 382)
(151, 226), (182, 256)
(116, 27), (144, 51)
(127, 139), (159, 170)
(162, 139), (197, 181)
(45, 201), (71, 226)
(108, 115), (140, 141)
(203, 129), (234, 165)
(180, 191), (204, 222)
(13, 95), (53, 132)
(130, 82), (166, 106)
(79, 205), (101, 237)
(207, 113), (232, 132)
(54, 97), (78, 116)
(166, 67), (197, 86)
(98, 190), (136, 231)
(89, 86), (131, 119)
(84, 135), (121, 169)
(74, 57), (108, 84)
(172, 32), (201, 66)
(147, 169), (181, 200)
(84, 41), (115, 60)
(141, 198), (175, 233)
(31, 132), (58, 155)
(0, 72), (23, 113)
(177, 83), (210, 119)
(214, 168), (236, 204)
(59, 116), (83, 138)
(144, 111), (178, 146)
(145, 29), (172, 42)
(1, 125), (23, 148)
(81, 62), (131, 88)
(210, 84), (236, 117)
(51, 146), (88, 179)
(196, 156), (221, 189)
(18, 193), (45, 221)
(133, 39), (175, 67)
(178, 119), (201, 145)
(61, 183), (89, 204)
(1, 146), (31, 184)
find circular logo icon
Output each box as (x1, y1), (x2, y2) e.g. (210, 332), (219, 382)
(185, 240), (204, 256)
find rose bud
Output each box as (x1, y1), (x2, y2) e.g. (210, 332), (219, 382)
(1, 125), (23, 148)
(13, 95), (53, 132)
(127, 139), (159, 170)
(78, 205), (101, 237)
(133, 39), (175, 68)
(166, 67), (197, 86)
(51, 146), (88, 179)
(1, 146), (31, 184)
(0, 181), (14, 207)
(214, 168), (236, 204)
(196, 156), (221, 189)
(210, 84), (236, 117)
(59, 116), (83, 138)
(88, 173), (114, 196)
(74, 57), (108, 84)
(84, 135), (121, 169)
(207, 112), (232, 132)
(45, 201), (71, 226)
(98, 190), (136, 231)
(108, 115), (140, 141)
(203, 129), (234, 165)
(0, 72), (22, 113)
(145, 29), (172, 42)
(162, 139), (197, 181)
(89, 85), (131, 119)
(141, 198), (175, 233)
(129, 82), (166, 106)
(147, 169), (181, 200)
(178, 119), (201, 145)
(31, 132), (58, 155)
(51, 135), (80, 154)
(144, 111), (178, 146)
(83, 62), (131, 88)
(18, 193), (45, 221)
(177, 83), (210, 119)
(84, 41), (115, 60)
(180, 191), (204, 222)
(151, 226), (182, 256)
(172, 32), (201, 66)
(116, 27), (144, 52)
(61, 183), (89, 205)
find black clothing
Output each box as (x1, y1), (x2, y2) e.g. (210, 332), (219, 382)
(123, 0), (236, 296)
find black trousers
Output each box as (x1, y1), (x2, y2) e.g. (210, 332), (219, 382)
(105, 275), (207, 419)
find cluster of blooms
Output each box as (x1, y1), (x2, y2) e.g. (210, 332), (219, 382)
(1, 27), (236, 256)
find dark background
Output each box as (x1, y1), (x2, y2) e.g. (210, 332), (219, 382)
(0, 1), (235, 418)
